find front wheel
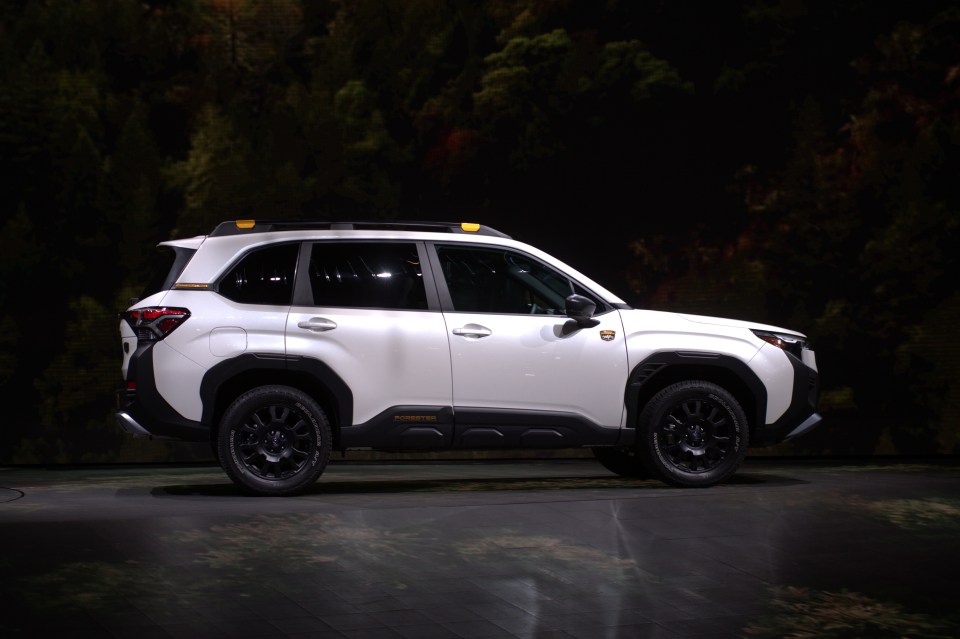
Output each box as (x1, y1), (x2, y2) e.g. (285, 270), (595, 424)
(638, 381), (748, 488)
(218, 385), (331, 496)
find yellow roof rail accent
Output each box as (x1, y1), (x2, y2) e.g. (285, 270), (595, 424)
(208, 219), (511, 238)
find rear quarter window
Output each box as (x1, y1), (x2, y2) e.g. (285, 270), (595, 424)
(218, 243), (299, 305)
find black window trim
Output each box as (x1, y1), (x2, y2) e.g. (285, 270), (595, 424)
(214, 240), (302, 306)
(424, 241), (613, 316)
(292, 239), (441, 311)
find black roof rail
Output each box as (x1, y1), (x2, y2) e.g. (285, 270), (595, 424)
(209, 219), (512, 239)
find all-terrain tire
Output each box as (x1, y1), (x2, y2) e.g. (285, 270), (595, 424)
(638, 380), (748, 488)
(218, 385), (331, 496)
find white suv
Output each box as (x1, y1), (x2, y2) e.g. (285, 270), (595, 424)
(116, 220), (821, 496)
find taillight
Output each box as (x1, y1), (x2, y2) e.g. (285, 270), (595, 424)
(121, 307), (191, 342)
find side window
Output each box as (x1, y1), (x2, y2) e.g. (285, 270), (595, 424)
(436, 245), (600, 314)
(218, 243), (299, 305)
(308, 242), (427, 310)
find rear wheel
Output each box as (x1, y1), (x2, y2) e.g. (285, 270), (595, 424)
(592, 447), (648, 478)
(639, 381), (747, 488)
(218, 385), (331, 496)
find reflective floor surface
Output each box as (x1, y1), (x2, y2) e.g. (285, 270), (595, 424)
(1, 457), (958, 638)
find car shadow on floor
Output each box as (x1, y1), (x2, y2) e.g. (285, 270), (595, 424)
(149, 471), (808, 498)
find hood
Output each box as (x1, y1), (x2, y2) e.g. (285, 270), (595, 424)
(676, 312), (806, 338)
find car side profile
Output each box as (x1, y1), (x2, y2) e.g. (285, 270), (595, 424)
(116, 220), (821, 496)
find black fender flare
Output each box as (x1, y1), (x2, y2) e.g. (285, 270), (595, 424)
(623, 351), (768, 435)
(200, 354), (354, 433)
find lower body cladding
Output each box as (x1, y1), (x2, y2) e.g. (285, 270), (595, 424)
(338, 406), (630, 451)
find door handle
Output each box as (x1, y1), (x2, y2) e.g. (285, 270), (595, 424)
(452, 324), (492, 338)
(297, 317), (338, 332)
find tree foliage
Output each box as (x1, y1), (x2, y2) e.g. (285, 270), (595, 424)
(0, 0), (957, 462)
(629, 3), (960, 454)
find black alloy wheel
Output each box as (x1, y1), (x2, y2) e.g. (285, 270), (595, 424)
(218, 385), (331, 496)
(639, 380), (748, 488)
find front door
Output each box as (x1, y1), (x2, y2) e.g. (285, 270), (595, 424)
(433, 243), (628, 448)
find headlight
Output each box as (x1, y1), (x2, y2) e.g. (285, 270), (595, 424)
(751, 329), (807, 358)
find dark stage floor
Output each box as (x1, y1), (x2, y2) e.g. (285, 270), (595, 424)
(1, 457), (958, 639)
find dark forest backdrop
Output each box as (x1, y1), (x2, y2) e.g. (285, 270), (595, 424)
(1, 0), (958, 464)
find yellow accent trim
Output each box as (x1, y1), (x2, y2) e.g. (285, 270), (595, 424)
(461, 222), (480, 232)
(235, 219), (256, 229)
(174, 283), (210, 289)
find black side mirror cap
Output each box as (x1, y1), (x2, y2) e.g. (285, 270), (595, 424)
(565, 294), (600, 328)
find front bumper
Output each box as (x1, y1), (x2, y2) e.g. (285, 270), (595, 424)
(751, 353), (821, 447)
(784, 412), (823, 440)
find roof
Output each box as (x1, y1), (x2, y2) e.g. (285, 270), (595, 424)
(208, 220), (512, 239)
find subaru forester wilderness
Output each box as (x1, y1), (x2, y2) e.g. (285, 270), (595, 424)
(116, 220), (821, 496)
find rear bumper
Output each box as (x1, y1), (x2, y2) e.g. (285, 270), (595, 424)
(115, 387), (209, 442)
(115, 343), (210, 442)
(115, 408), (154, 438)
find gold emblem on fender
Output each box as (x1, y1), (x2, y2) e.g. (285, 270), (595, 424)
(600, 330), (616, 342)
(393, 415), (439, 423)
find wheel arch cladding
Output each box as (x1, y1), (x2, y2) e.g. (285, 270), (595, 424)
(200, 354), (354, 446)
(625, 352), (766, 440)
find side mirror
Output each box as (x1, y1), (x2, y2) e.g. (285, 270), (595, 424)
(565, 294), (600, 328)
